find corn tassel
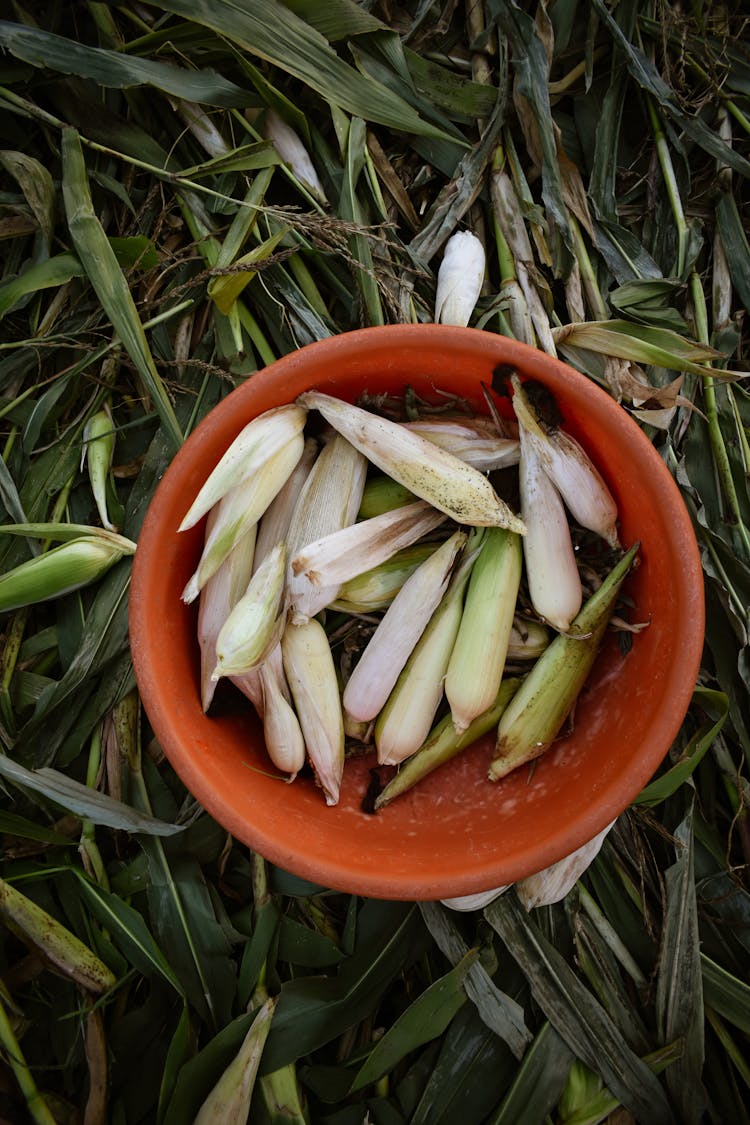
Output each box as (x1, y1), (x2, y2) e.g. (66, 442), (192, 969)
(182, 433), (304, 603)
(178, 404), (307, 532)
(445, 528), (523, 733)
(298, 391), (525, 533)
(374, 678), (520, 810)
(490, 543), (639, 781)
(212, 542), (287, 680)
(374, 535), (477, 765)
(281, 618), (344, 806)
(343, 530), (466, 724)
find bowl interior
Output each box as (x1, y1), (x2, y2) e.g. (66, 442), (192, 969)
(130, 326), (704, 899)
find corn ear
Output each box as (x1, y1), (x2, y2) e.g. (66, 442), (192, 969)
(511, 375), (619, 546)
(374, 535), (476, 765)
(343, 530), (466, 724)
(82, 405), (116, 531)
(331, 544), (437, 613)
(258, 643), (306, 779)
(358, 475), (416, 519)
(193, 996), (276, 1125)
(182, 432), (304, 604)
(507, 617), (550, 660)
(434, 230), (485, 327)
(281, 618), (344, 806)
(0, 877), (116, 994)
(403, 418), (520, 472)
(0, 536), (130, 612)
(374, 678), (520, 810)
(490, 543), (640, 781)
(261, 108), (326, 202)
(298, 391), (525, 533)
(290, 500), (446, 618)
(515, 821), (615, 909)
(518, 415), (581, 632)
(178, 404), (307, 532)
(253, 436), (317, 570)
(445, 528), (523, 733)
(212, 542), (287, 680)
(286, 434), (367, 623)
(198, 514), (257, 711)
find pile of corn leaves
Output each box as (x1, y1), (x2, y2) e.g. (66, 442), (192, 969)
(0, 0), (749, 1122)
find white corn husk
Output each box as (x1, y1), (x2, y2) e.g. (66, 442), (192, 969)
(212, 543), (287, 680)
(298, 392), (525, 534)
(82, 405), (117, 532)
(174, 98), (231, 158)
(518, 418), (581, 632)
(343, 530), (466, 724)
(258, 643), (306, 779)
(330, 544), (437, 614)
(434, 230), (485, 327)
(286, 434), (368, 623)
(182, 433), (304, 604)
(510, 375), (619, 547)
(253, 437), (317, 571)
(440, 887), (512, 912)
(230, 668), (264, 715)
(197, 512), (257, 712)
(374, 538), (476, 766)
(402, 418), (520, 472)
(281, 618), (344, 806)
(261, 108), (326, 202)
(178, 404), (307, 532)
(290, 500), (446, 619)
(445, 528), (522, 734)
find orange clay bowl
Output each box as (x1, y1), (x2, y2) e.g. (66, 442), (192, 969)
(130, 325), (704, 900)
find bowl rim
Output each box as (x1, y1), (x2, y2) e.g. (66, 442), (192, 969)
(130, 324), (705, 899)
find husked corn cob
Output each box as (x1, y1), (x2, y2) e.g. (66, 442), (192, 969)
(445, 528), (522, 733)
(490, 543), (639, 781)
(286, 434), (367, 623)
(374, 534), (477, 765)
(212, 542), (287, 680)
(298, 391), (525, 533)
(281, 618), (345, 806)
(343, 530), (466, 724)
(179, 404), (307, 531)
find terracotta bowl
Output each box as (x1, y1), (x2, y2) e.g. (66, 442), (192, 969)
(130, 326), (704, 900)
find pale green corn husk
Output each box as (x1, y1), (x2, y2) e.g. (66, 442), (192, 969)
(343, 530), (466, 724)
(330, 544), (437, 613)
(258, 643), (306, 779)
(445, 527), (523, 733)
(178, 404), (307, 532)
(374, 677), (520, 811)
(286, 434), (367, 623)
(182, 433), (304, 604)
(193, 997), (276, 1125)
(298, 391), (525, 533)
(198, 512), (257, 712)
(511, 375), (619, 547)
(281, 618), (344, 806)
(374, 534), (477, 766)
(0, 536), (130, 613)
(212, 542), (287, 680)
(82, 405), (116, 532)
(358, 475), (416, 519)
(518, 416), (581, 632)
(515, 821), (615, 909)
(253, 436), (317, 571)
(490, 543), (639, 781)
(402, 418), (520, 472)
(434, 230), (485, 327)
(290, 500), (446, 619)
(0, 877), (116, 994)
(507, 617), (550, 660)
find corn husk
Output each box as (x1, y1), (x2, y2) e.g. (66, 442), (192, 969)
(343, 530), (466, 724)
(253, 436), (317, 570)
(358, 475), (416, 518)
(330, 544), (437, 613)
(507, 617), (550, 660)
(434, 230), (485, 327)
(258, 643), (306, 779)
(299, 391), (525, 533)
(178, 404), (307, 532)
(261, 108), (326, 202)
(281, 618), (344, 806)
(82, 405), (116, 532)
(193, 997), (276, 1125)
(0, 536), (130, 613)
(402, 417), (520, 472)
(182, 433), (304, 604)
(515, 821), (615, 908)
(286, 434), (367, 622)
(212, 542), (287, 680)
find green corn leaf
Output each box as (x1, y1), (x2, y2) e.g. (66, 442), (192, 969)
(61, 127), (183, 452)
(486, 1021), (575, 1125)
(636, 688), (729, 805)
(702, 954), (750, 1036)
(553, 319), (742, 378)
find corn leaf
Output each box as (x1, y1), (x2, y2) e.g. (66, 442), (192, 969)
(486, 1022), (575, 1125)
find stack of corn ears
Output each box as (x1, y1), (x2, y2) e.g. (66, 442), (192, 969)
(180, 385), (639, 807)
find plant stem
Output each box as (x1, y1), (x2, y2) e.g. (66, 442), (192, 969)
(0, 993), (57, 1125)
(646, 97), (688, 277)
